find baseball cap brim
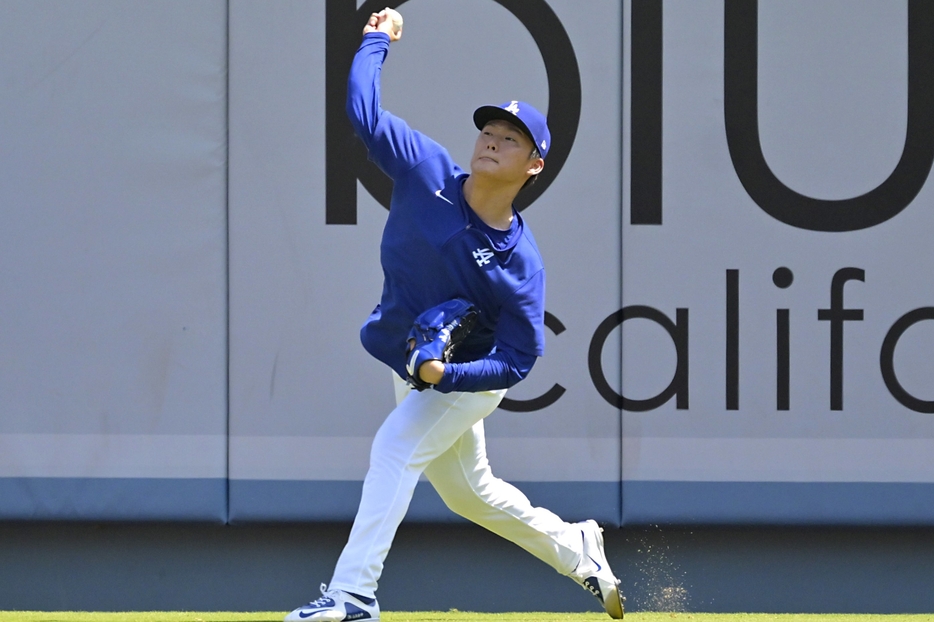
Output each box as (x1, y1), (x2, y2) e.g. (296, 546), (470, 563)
(473, 106), (536, 147)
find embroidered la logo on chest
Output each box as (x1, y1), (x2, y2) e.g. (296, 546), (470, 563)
(472, 247), (494, 267)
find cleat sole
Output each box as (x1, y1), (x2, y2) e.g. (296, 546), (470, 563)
(605, 584), (625, 619)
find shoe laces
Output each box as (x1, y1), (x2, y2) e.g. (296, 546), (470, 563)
(584, 576), (603, 599)
(307, 583), (337, 607)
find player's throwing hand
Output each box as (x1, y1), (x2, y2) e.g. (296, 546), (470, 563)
(363, 7), (403, 42)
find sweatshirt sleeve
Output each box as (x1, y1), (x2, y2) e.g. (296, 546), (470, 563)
(434, 348), (538, 394)
(434, 270), (546, 393)
(346, 33), (442, 179)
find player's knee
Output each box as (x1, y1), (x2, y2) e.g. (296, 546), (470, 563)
(433, 477), (492, 517)
(438, 489), (485, 518)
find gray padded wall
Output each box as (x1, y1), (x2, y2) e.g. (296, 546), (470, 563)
(620, 0), (934, 524)
(3, 0), (934, 527)
(0, 0), (228, 520)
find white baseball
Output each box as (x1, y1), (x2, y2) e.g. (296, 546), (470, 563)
(384, 8), (403, 35)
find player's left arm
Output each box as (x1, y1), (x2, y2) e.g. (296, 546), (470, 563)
(431, 347), (537, 393)
(431, 272), (546, 393)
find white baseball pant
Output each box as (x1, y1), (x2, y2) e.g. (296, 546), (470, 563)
(327, 374), (584, 598)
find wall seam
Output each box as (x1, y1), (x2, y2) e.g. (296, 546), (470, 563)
(224, 0), (232, 526)
(618, 0), (627, 530)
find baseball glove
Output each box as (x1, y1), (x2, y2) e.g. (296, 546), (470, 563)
(405, 298), (479, 391)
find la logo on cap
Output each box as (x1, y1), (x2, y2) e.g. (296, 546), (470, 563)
(505, 101), (520, 115)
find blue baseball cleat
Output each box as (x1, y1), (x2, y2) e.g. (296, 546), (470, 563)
(284, 584), (379, 621)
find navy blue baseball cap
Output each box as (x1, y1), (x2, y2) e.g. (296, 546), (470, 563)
(473, 101), (551, 159)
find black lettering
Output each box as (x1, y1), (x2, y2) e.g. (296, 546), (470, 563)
(499, 312), (567, 412)
(630, 0), (663, 225)
(723, 0), (934, 231)
(324, 0), (390, 224)
(589, 306), (689, 411)
(726, 269), (739, 409)
(817, 268), (865, 410)
(776, 308), (790, 411)
(880, 307), (934, 414)
(773, 267), (793, 410)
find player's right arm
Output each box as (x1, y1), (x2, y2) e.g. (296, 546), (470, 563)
(346, 16), (442, 180)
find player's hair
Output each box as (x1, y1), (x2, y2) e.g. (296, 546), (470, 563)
(521, 146), (541, 190)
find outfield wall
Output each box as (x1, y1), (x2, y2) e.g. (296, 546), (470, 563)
(2, 0), (934, 526)
(4, 522), (934, 614)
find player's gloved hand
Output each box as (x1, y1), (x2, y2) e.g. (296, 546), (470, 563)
(405, 298), (479, 391)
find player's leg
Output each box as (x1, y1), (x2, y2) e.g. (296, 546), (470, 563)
(423, 419), (581, 572)
(326, 379), (505, 599)
(287, 381), (504, 620)
(423, 419), (625, 618)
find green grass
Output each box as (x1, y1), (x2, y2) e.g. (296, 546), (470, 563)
(0, 616), (910, 621)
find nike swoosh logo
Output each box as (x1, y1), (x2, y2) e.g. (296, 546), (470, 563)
(588, 554), (602, 571)
(435, 189), (454, 205)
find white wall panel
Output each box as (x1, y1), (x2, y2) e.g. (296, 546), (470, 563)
(0, 0), (228, 519)
(620, 0), (934, 522)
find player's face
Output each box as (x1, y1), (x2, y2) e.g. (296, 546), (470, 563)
(470, 120), (544, 184)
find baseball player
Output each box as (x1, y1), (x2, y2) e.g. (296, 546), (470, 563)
(285, 8), (623, 622)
